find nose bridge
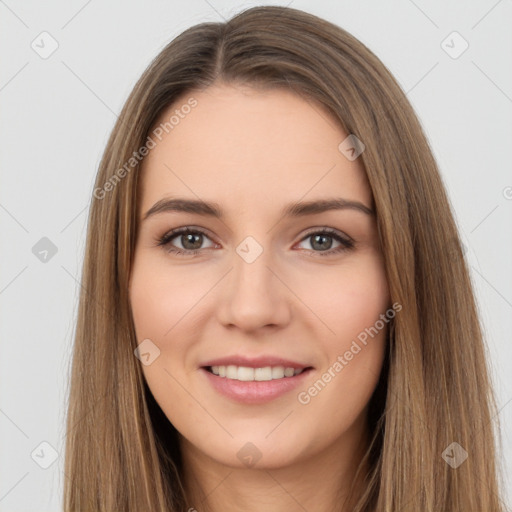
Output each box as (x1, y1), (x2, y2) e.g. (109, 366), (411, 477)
(233, 237), (273, 294)
(216, 234), (290, 330)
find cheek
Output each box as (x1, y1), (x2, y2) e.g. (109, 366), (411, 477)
(306, 254), (390, 344)
(296, 255), (389, 406)
(129, 256), (208, 342)
(129, 259), (206, 424)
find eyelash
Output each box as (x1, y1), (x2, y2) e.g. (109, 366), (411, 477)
(156, 226), (355, 258)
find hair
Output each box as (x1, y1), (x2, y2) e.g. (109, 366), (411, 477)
(63, 5), (507, 512)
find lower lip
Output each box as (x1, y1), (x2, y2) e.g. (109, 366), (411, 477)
(201, 367), (313, 404)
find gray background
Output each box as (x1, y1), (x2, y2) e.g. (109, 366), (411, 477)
(1, 0), (511, 510)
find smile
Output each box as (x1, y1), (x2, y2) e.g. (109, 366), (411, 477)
(208, 365), (305, 381)
(201, 365), (313, 404)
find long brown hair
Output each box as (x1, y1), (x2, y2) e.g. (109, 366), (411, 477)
(63, 6), (507, 511)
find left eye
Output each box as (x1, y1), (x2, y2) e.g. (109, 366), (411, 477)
(297, 231), (346, 252)
(157, 227), (354, 257)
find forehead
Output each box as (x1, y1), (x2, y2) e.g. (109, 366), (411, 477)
(139, 84), (372, 216)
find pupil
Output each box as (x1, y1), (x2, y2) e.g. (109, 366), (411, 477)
(312, 234), (332, 251)
(182, 233), (202, 250)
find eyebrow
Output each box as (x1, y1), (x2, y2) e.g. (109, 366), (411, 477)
(142, 196), (374, 221)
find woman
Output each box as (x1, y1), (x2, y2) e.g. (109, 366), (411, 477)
(63, 5), (507, 511)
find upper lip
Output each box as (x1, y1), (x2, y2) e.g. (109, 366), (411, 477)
(201, 355), (312, 369)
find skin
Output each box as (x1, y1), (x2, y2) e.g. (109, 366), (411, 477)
(129, 83), (390, 512)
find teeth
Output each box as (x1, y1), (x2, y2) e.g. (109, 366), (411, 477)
(272, 366), (285, 379)
(209, 365), (305, 381)
(284, 367), (295, 377)
(226, 365), (238, 379)
(238, 366), (254, 381)
(255, 367), (272, 381)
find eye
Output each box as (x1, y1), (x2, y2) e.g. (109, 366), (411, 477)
(295, 227), (354, 257)
(157, 227), (217, 256)
(156, 226), (354, 257)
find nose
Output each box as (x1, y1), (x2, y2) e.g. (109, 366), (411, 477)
(215, 243), (292, 333)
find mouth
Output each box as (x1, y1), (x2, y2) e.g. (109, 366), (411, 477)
(200, 362), (314, 404)
(203, 364), (312, 381)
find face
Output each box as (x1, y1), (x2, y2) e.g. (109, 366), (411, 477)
(129, 83), (390, 471)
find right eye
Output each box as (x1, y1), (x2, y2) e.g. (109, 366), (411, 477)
(157, 227), (217, 256)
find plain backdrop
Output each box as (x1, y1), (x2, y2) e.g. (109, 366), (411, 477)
(1, 1), (511, 510)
